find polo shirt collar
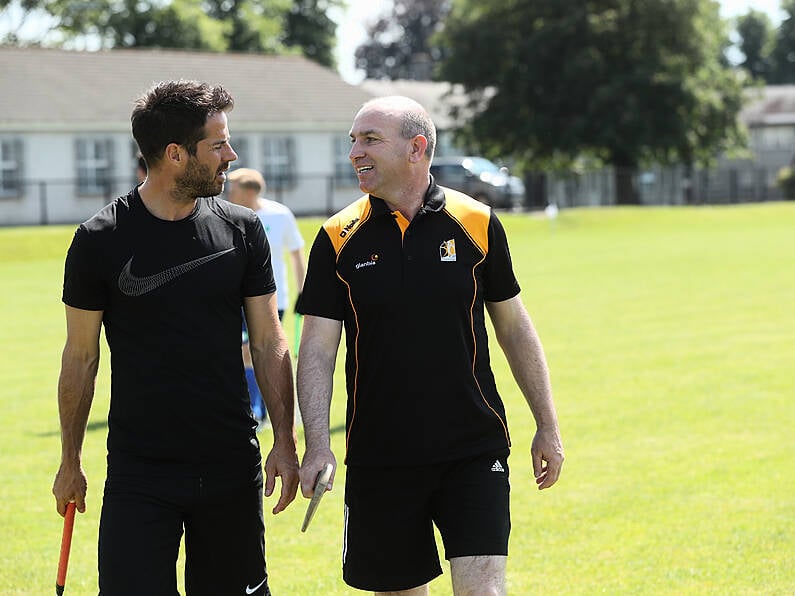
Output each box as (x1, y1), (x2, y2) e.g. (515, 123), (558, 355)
(368, 174), (447, 216)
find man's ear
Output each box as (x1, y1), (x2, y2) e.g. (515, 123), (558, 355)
(165, 143), (184, 164)
(409, 135), (429, 163)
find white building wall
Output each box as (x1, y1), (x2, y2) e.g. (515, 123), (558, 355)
(0, 132), (142, 226)
(243, 130), (363, 216)
(1, 129), (357, 225)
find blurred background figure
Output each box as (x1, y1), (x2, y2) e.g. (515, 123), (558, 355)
(227, 168), (306, 425)
(136, 154), (147, 184)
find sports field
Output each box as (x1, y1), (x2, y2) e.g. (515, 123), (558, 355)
(0, 203), (792, 595)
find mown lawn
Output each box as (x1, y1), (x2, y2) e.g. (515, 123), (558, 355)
(0, 202), (792, 594)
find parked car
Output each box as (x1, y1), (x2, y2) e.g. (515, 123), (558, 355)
(430, 156), (525, 209)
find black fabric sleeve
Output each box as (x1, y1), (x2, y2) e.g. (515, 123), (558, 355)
(62, 225), (107, 311)
(296, 228), (347, 320)
(241, 210), (277, 297)
(483, 211), (521, 302)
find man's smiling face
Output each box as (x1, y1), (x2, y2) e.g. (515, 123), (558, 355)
(348, 106), (412, 199)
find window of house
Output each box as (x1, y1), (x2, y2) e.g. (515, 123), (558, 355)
(0, 138), (23, 197)
(753, 125), (795, 150)
(130, 141), (144, 182)
(76, 138), (114, 195)
(334, 136), (357, 186)
(261, 137), (294, 190)
(232, 137), (249, 168)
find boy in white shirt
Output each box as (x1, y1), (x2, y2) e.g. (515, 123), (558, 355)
(228, 168), (306, 423)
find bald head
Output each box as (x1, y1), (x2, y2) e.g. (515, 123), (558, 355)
(359, 96), (437, 161)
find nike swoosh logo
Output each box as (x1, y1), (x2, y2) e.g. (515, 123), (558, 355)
(245, 577), (267, 594)
(117, 248), (235, 296)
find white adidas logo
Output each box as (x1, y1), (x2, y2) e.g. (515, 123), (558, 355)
(491, 460), (505, 473)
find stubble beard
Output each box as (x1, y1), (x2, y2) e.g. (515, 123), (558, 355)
(175, 156), (225, 201)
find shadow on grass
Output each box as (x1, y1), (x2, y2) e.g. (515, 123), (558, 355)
(37, 419), (108, 437)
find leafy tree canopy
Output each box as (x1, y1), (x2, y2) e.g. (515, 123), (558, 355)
(283, 0), (340, 68)
(354, 0), (451, 80)
(438, 0), (746, 202)
(768, 0), (795, 83)
(0, 0), (339, 67)
(736, 9), (774, 81)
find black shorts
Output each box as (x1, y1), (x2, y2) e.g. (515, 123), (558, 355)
(98, 462), (270, 595)
(342, 450), (511, 592)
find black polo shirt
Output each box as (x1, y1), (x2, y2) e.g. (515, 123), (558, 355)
(299, 179), (521, 466)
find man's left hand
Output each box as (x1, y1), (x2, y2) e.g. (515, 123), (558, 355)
(531, 425), (564, 490)
(263, 440), (300, 514)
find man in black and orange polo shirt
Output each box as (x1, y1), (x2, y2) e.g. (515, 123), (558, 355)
(296, 96), (564, 595)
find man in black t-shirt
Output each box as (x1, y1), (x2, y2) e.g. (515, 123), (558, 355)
(296, 96), (565, 595)
(52, 81), (298, 596)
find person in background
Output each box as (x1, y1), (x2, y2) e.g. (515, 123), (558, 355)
(296, 96), (564, 595)
(136, 153), (147, 184)
(227, 167), (306, 425)
(52, 80), (298, 595)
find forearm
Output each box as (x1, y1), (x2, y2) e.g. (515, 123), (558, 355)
(251, 337), (295, 442)
(290, 249), (306, 293)
(296, 344), (335, 452)
(504, 320), (558, 429)
(490, 298), (564, 487)
(491, 300), (558, 429)
(57, 349), (99, 466)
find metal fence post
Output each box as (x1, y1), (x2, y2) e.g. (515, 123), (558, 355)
(326, 175), (335, 216)
(39, 181), (48, 225)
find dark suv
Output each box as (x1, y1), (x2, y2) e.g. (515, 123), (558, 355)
(430, 156), (525, 209)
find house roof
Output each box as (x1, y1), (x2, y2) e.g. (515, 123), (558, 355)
(741, 85), (795, 127)
(362, 79), (795, 132)
(0, 46), (374, 132)
(360, 79), (491, 130)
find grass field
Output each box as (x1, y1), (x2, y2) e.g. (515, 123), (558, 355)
(0, 203), (793, 595)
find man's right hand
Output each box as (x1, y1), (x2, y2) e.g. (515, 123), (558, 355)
(52, 462), (87, 516)
(299, 449), (337, 498)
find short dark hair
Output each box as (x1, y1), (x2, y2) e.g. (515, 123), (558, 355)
(131, 80), (234, 168)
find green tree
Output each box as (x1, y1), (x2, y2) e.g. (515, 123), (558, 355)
(283, 0), (340, 68)
(204, 0), (288, 54)
(0, 0), (54, 44)
(354, 0), (451, 80)
(1, 0), (339, 67)
(438, 0), (747, 204)
(769, 0), (795, 83)
(45, 0), (228, 50)
(736, 9), (774, 81)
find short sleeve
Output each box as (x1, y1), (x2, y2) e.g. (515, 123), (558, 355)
(62, 225), (107, 311)
(296, 228), (347, 320)
(283, 211), (305, 252)
(241, 211), (277, 297)
(482, 212), (521, 302)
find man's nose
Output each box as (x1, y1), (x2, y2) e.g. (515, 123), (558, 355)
(226, 144), (238, 162)
(349, 140), (363, 161)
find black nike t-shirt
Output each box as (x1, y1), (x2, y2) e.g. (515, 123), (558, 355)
(62, 188), (275, 471)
